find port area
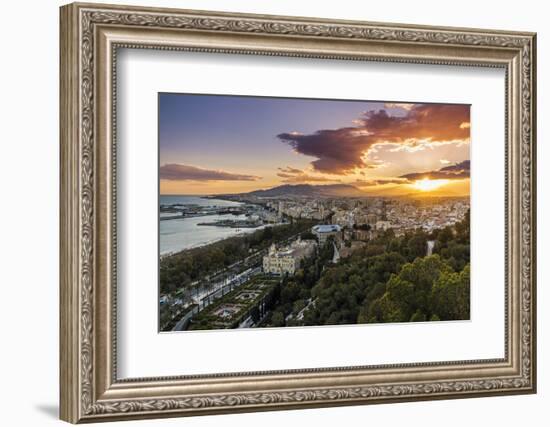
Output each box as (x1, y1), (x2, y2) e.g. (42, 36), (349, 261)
(197, 218), (262, 228)
(159, 203), (244, 220)
(160, 200), (288, 232)
(159, 202), (280, 224)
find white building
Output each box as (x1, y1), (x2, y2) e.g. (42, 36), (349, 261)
(262, 239), (317, 275)
(278, 201), (284, 217)
(375, 220), (392, 231)
(312, 224), (342, 245)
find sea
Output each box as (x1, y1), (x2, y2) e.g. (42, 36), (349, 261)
(159, 195), (266, 256)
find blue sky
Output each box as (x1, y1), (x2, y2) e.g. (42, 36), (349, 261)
(160, 93), (379, 168)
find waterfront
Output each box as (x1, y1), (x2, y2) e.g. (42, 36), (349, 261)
(159, 194), (471, 331)
(160, 195), (268, 255)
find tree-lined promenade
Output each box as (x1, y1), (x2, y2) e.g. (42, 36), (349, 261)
(159, 219), (317, 330)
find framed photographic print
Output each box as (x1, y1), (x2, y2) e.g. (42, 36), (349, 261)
(158, 94), (472, 332)
(60, 2), (537, 423)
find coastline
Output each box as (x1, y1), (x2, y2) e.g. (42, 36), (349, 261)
(159, 195), (275, 256)
(160, 225), (270, 258)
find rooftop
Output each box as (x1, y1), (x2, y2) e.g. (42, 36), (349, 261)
(312, 224), (341, 233)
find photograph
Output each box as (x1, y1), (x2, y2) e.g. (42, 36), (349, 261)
(56, 3), (536, 422)
(159, 94), (471, 332)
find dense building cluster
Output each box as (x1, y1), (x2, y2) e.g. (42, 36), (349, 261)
(263, 196), (469, 236)
(259, 196), (469, 277)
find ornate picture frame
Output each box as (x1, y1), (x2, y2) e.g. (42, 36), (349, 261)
(60, 2), (536, 423)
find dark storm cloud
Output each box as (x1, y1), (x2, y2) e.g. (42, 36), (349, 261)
(400, 160), (470, 181)
(276, 166), (339, 183)
(354, 178), (408, 187)
(277, 127), (373, 174)
(439, 160), (471, 173)
(160, 163), (261, 181)
(277, 166), (306, 175)
(277, 104), (470, 174)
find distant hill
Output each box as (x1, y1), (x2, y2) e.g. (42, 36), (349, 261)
(245, 184), (366, 198)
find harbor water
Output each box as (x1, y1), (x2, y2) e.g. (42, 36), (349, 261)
(160, 195), (266, 255)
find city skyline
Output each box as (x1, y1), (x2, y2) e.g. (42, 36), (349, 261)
(159, 93), (471, 196)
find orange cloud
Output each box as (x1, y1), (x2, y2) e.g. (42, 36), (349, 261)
(400, 160), (470, 181)
(278, 103), (470, 174)
(276, 166), (340, 183)
(354, 178), (408, 187)
(160, 163), (261, 181)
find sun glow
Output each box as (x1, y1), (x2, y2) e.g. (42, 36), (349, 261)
(412, 178), (450, 192)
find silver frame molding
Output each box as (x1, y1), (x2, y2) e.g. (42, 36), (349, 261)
(60, 2), (537, 423)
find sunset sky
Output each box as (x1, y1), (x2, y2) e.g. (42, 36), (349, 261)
(159, 93), (470, 196)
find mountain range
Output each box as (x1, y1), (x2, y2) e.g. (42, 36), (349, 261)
(244, 184), (366, 198)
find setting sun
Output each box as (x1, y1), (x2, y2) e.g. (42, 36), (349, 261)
(413, 178), (450, 192)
